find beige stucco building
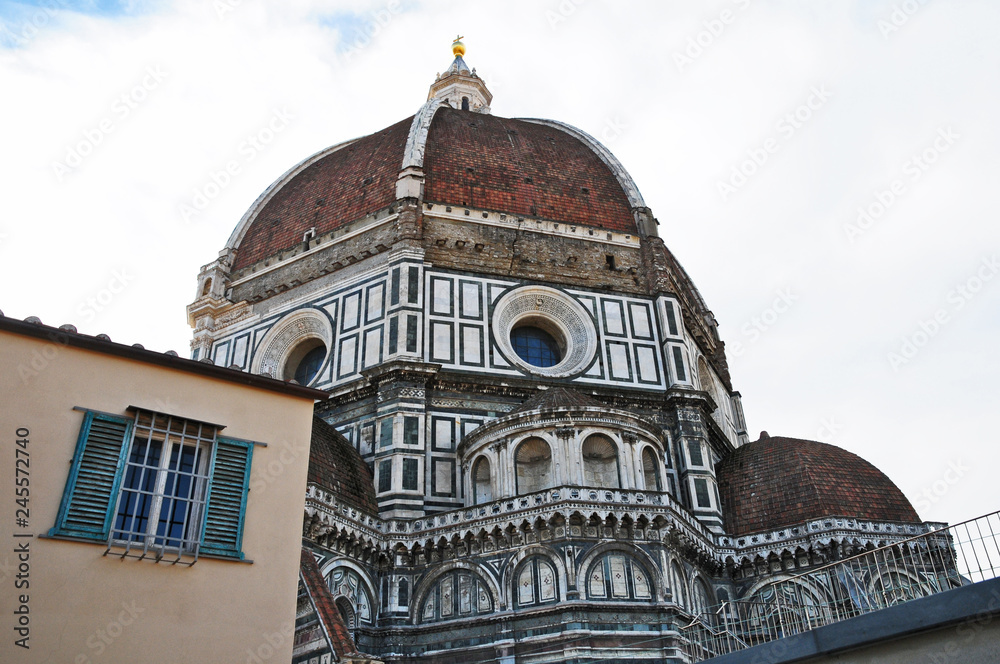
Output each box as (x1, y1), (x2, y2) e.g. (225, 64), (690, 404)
(0, 316), (325, 664)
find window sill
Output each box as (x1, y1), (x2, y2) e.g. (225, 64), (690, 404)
(40, 533), (253, 564)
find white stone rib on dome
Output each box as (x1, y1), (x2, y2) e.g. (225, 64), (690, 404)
(401, 98), (448, 170)
(517, 118), (646, 210)
(400, 104), (647, 213)
(224, 137), (361, 252)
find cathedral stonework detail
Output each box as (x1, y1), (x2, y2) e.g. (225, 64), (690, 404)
(252, 309), (332, 381)
(491, 285), (598, 378)
(187, 41), (938, 664)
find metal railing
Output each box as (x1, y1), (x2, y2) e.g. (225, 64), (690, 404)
(680, 509), (1000, 661)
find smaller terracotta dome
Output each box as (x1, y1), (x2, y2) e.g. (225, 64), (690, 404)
(308, 416), (377, 515)
(716, 435), (920, 537)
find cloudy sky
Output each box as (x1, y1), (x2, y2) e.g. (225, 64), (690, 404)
(2, 0), (997, 526)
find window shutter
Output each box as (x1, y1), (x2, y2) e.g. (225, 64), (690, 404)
(201, 438), (253, 558)
(50, 411), (132, 540)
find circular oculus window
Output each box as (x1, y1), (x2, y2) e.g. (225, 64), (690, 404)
(251, 308), (332, 385)
(492, 286), (597, 378)
(287, 339), (327, 385)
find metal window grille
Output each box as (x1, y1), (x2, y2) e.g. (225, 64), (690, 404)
(688, 440), (705, 467)
(672, 346), (687, 381)
(403, 417), (420, 446)
(108, 410), (215, 562)
(380, 419), (394, 448)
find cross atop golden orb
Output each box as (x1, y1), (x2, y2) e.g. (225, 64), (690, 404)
(452, 36), (465, 57)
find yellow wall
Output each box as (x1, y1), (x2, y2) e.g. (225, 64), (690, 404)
(0, 330), (316, 664)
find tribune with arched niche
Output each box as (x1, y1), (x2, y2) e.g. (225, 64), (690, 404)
(457, 388), (672, 506)
(323, 562), (377, 637)
(414, 563), (499, 624)
(506, 546), (569, 610)
(577, 544), (663, 604)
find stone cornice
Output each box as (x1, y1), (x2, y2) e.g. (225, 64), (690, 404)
(716, 517), (945, 566)
(361, 360), (442, 386)
(304, 483), (947, 575)
(304, 484), (717, 558)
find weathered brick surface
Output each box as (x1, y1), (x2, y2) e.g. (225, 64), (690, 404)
(423, 107), (637, 233)
(233, 116), (412, 271)
(231, 220), (398, 303)
(422, 216), (644, 294)
(232, 106), (639, 275)
(716, 435), (920, 536)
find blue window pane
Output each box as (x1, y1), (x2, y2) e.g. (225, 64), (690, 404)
(511, 327), (561, 368)
(294, 345), (326, 385)
(115, 438), (162, 542)
(156, 444), (199, 547)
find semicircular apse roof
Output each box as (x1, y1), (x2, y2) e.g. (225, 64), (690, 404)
(716, 434), (921, 536)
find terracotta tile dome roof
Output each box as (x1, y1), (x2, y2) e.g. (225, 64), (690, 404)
(715, 434), (920, 537)
(308, 416), (377, 515)
(231, 107), (638, 272)
(422, 107), (636, 232)
(233, 116), (413, 271)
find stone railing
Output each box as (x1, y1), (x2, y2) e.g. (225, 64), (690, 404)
(304, 483), (947, 569)
(305, 483), (718, 556)
(715, 517), (945, 566)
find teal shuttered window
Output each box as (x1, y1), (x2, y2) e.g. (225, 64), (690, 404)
(49, 409), (254, 561)
(201, 438), (253, 557)
(51, 412), (133, 540)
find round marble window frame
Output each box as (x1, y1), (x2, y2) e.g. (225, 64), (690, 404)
(251, 308), (333, 383)
(492, 286), (598, 378)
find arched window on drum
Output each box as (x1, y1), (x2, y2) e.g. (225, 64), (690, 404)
(515, 437), (552, 495)
(514, 556), (559, 608)
(326, 567), (374, 631)
(691, 576), (713, 615)
(472, 456), (493, 504)
(641, 447), (661, 491)
(585, 552), (653, 601)
(582, 434), (620, 488)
